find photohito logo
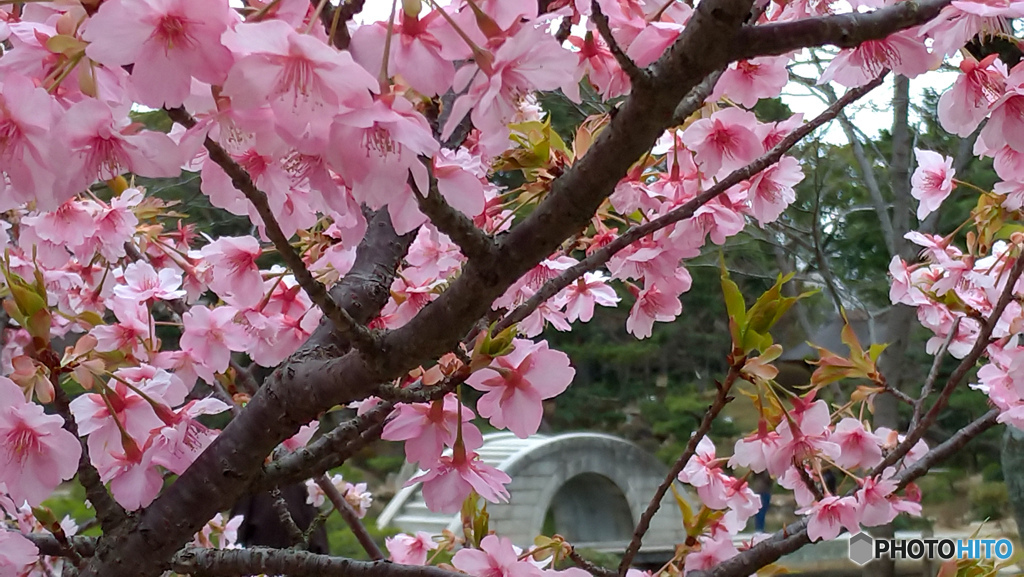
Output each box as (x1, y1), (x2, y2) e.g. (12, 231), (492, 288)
(847, 532), (1014, 566)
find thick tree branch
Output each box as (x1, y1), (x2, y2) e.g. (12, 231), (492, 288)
(732, 0), (953, 60)
(171, 547), (458, 577)
(165, 107), (377, 352)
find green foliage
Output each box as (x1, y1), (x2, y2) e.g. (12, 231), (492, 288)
(969, 482), (1009, 522)
(325, 513), (400, 560)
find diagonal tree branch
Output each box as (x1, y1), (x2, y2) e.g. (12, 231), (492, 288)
(618, 360), (745, 574)
(409, 171), (496, 262)
(314, 474), (385, 561)
(165, 107), (377, 353)
(496, 75), (885, 333)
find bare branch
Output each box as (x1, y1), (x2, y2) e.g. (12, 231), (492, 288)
(314, 474), (385, 561)
(910, 316), (961, 431)
(618, 360), (744, 574)
(569, 547), (617, 577)
(269, 487), (309, 549)
(165, 107), (377, 353)
(591, 1), (646, 83)
(259, 403), (393, 489)
(410, 170), (496, 262)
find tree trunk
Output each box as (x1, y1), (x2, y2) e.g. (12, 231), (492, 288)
(1002, 425), (1024, 540)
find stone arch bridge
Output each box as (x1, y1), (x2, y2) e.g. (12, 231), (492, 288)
(377, 432), (688, 561)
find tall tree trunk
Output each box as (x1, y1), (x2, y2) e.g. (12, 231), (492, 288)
(864, 73), (914, 577)
(1002, 426), (1024, 540)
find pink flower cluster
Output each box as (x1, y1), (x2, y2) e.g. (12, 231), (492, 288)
(679, 399), (925, 546)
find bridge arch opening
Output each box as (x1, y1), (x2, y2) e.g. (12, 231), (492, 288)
(543, 472), (634, 543)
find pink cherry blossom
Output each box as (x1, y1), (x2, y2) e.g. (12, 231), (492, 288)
(818, 31), (937, 88)
(57, 99), (183, 198)
(683, 533), (740, 574)
(386, 532), (438, 565)
(97, 443), (164, 511)
(856, 471), (899, 527)
(179, 305), (249, 380)
(199, 236), (265, 308)
(0, 74), (58, 209)
(328, 94), (438, 210)
(90, 299), (151, 358)
(679, 436), (719, 488)
(797, 495), (860, 541)
(567, 33), (630, 100)
(682, 107), (764, 177)
(910, 149), (956, 219)
(626, 282), (683, 339)
(409, 447), (511, 513)
(711, 56), (789, 108)
(766, 400), (840, 476)
(113, 262), (186, 303)
(0, 376), (82, 506)
(382, 394), (484, 466)
(442, 25), (577, 146)
(729, 423), (782, 473)
(742, 155), (804, 225)
(467, 339), (574, 438)
(0, 531), (38, 576)
(562, 272), (620, 323)
(70, 380), (165, 465)
(830, 418), (883, 470)
(938, 54), (1006, 137)
(350, 11), (454, 97)
(453, 535), (543, 577)
(83, 0), (235, 107)
(222, 19), (377, 143)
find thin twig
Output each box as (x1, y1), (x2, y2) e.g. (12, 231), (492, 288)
(569, 547), (617, 577)
(409, 169), (496, 262)
(270, 487), (309, 549)
(910, 316), (960, 431)
(617, 360), (744, 574)
(50, 381), (128, 533)
(259, 403), (394, 489)
(591, 1), (646, 83)
(165, 107), (378, 353)
(314, 474), (385, 561)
